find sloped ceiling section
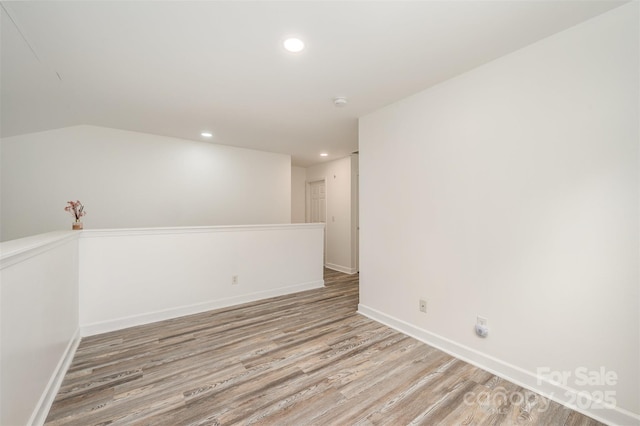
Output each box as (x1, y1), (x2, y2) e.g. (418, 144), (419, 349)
(0, 1), (625, 166)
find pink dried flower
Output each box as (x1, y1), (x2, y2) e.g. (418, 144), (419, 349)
(64, 200), (86, 221)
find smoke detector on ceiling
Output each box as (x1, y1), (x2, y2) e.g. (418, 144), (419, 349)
(333, 97), (348, 107)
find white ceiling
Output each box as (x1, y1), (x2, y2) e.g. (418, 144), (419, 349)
(0, 1), (625, 166)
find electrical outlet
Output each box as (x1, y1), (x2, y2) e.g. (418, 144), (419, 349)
(419, 299), (427, 313)
(232, 275), (238, 285)
(476, 315), (489, 338)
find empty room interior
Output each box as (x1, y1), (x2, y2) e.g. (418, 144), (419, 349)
(1, 1), (638, 425)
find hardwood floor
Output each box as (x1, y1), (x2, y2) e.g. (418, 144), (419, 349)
(46, 269), (603, 425)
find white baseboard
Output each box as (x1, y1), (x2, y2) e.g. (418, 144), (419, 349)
(357, 304), (639, 426)
(81, 280), (324, 336)
(325, 263), (358, 275)
(28, 328), (81, 426)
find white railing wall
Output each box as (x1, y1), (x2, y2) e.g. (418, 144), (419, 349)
(0, 224), (324, 425)
(0, 232), (81, 426)
(79, 224), (325, 335)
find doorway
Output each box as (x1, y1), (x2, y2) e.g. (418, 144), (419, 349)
(306, 179), (326, 260)
(307, 180), (326, 223)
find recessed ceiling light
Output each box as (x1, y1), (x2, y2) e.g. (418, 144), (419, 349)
(283, 37), (304, 53)
(320, 153), (328, 157)
(201, 132), (213, 138)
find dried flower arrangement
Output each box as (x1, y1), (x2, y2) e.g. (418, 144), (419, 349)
(64, 200), (86, 222)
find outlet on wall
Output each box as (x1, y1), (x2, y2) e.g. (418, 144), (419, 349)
(419, 299), (427, 313)
(232, 275), (238, 285)
(475, 315), (489, 338)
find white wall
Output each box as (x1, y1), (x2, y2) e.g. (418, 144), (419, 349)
(306, 156), (358, 274)
(79, 224), (325, 335)
(0, 125), (292, 241)
(0, 232), (80, 425)
(291, 166), (306, 223)
(359, 4), (638, 425)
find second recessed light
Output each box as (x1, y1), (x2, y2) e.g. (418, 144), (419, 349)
(283, 37), (304, 53)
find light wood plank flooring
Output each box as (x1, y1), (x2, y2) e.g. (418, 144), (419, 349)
(46, 269), (603, 425)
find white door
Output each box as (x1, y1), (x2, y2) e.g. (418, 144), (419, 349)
(307, 180), (327, 261)
(309, 180), (326, 223)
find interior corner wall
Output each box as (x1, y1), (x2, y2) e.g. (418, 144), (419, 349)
(291, 166), (307, 223)
(359, 3), (638, 422)
(0, 125), (292, 241)
(306, 156), (357, 274)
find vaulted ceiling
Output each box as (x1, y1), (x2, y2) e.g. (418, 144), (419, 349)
(0, 1), (625, 166)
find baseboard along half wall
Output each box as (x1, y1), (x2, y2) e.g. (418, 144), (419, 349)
(28, 328), (81, 426)
(81, 280), (324, 337)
